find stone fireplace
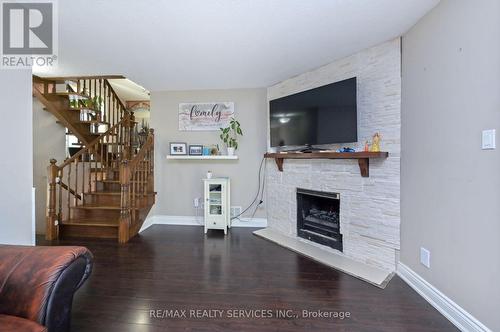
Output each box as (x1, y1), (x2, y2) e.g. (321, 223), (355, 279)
(261, 39), (401, 273)
(296, 188), (342, 251)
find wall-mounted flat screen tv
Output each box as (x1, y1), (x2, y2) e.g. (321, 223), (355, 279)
(269, 77), (357, 148)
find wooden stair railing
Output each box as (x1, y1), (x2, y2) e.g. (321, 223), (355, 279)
(119, 129), (155, 243)
(45, 115), (137, 241)
(40, 75), (154, 243)
(33, 75), (128, 145)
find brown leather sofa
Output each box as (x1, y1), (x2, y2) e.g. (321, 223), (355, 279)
(0, 245), (93, 332)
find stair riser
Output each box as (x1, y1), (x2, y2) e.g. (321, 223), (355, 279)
(96, 182), (121, 192)
(60, 225), (118, 239)
(86, 195), (121, 205)
(86, 195), (152, 206)
(72, 208), (121, 219)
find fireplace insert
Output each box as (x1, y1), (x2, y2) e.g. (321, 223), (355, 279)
(296, 188), (343, 251)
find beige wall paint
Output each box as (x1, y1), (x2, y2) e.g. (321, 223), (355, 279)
(0, 69), (34, 245)
(32, 98), (66, 235)
(401, 0), (500, 330)
(150, 89), (267, 218)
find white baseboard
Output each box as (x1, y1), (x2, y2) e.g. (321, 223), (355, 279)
(140, 215), (267, 233)
(397, 263), (491, 332)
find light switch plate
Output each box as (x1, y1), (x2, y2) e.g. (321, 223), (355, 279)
(420, 247), (430, 268)
(482, 129), (496, 150)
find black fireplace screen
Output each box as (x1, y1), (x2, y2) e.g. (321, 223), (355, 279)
(296, 188), (343, 251)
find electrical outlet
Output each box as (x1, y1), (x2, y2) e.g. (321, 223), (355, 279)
(230, 206), (242, 218)
(193, 197), (200, 208)
(420, 247), (430, 268)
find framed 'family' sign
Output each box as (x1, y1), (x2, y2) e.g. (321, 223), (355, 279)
(179, 102), (235, 131)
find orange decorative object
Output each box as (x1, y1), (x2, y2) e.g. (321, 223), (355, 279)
(364, 141), (370, 152)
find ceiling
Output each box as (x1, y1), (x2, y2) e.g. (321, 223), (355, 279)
(34, 0), (440, 91)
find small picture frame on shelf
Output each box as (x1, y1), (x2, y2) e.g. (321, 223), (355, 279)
(189, 144), (203, 156)
(170, 142), (187, 155)
(202, 146), (211, 156)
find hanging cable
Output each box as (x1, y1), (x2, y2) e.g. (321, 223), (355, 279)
(231, 157), (266, 220)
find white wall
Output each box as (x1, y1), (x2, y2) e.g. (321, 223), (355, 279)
(401, 0), (500, 330)
(32, 98), (66, 235)
(0, 69), (34, 245)
(150, 88), (267, 219)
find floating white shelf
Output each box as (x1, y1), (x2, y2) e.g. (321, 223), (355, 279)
(166, 155), (239, 160)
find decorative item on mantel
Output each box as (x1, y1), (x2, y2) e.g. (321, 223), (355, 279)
(364, 141), (370, 152)
(220, 117), (243, 156)
(369, 132), (382, 152)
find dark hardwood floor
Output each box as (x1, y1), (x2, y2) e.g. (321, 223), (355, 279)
(37, 226), (457, 332)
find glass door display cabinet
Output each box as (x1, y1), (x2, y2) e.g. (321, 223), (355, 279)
(204, 178), (231, 234)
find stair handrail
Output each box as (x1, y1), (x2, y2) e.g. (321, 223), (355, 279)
(58, 116), (127, 169)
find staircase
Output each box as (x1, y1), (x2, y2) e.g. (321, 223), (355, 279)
(33, 76), (155, 243)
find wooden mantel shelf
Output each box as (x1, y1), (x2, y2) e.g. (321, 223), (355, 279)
(264, 151), (389, 177)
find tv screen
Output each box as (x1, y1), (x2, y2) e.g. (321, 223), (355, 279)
(269, 77), (357, 148)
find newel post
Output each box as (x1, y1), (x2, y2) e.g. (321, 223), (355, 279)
(123, 112), (136, 160)
(46, 158), (59, 240)
(118, 159), (131, 243)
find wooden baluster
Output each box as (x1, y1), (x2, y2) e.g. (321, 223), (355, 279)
(93, 145), (98, 190)
(82, 151), (86, 204)
(58, 168), (63, 223)
(75, 159), (79, 206)
(132, 170), (136, 209)
(104, 80), (108, 129)
(105, 133), (109, 172)
(88, 150), (92, 192)
(141, 160), (146, 199)
(46, 159), (59, 240)
(115, 98), (118, 127)
(67, 163), (72, 214)
(122, 116), (129, 160)
(119, 160), (131, 243)
(115, 124), (119, 163)
(100, 141), (104, 175)
(111, 129), (115, 169)
(117, 124), (121, 162)
(110, 93), (114, 127)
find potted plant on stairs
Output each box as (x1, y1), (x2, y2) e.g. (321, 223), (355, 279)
(220, 118), (243, 156)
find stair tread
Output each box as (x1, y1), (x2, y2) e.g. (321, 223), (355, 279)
(67, 107), (100, 111)
(87, 191), (155, 196)
(62, 218), (118, 227)
(48, 92), (89, 98)
(100, 179), (148, 183)
(79, 120), (110, 125)
(72, 203), (152, 210)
